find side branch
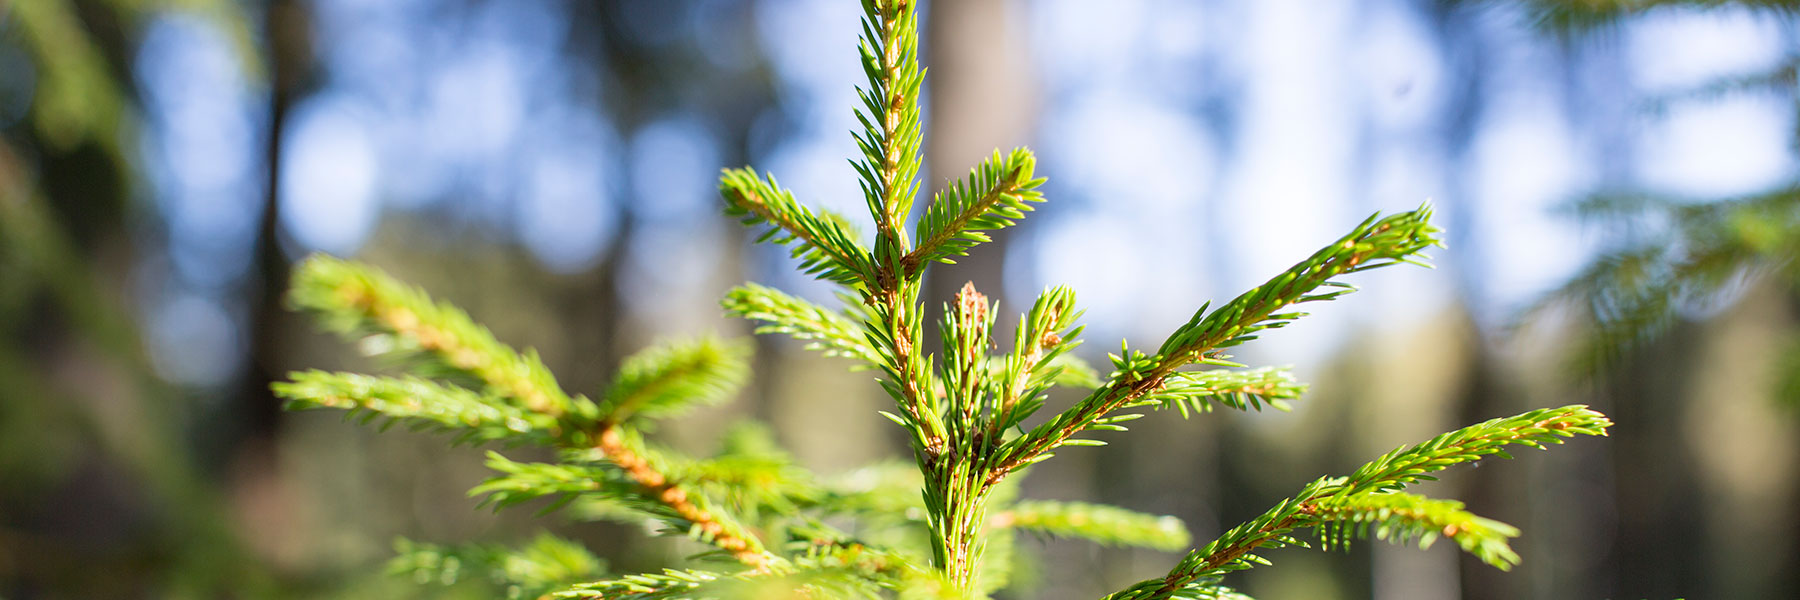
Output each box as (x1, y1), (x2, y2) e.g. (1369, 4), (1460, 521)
(723, 283), (880, 364)
(904, 148), (1044, 278)
(1152, 207), (1441, 363)
(993, 208), (1442, 480)
(1105, 405), (1611, 600)
(289, 255), (577, 417)
(990, 286), (1082, 434)
(988, 371), (1167, 482)
(286, 259), (777, 570)
(594, 425), (778, 569)
(720, 168), (874, 287)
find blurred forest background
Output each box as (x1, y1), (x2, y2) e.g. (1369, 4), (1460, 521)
(3, 0), (1799, 598)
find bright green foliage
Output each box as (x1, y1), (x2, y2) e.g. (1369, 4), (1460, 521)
(998, 501), (1191, 551)
(1335, 405), (1611, 497)
(1103, 405), (1611, 600)
(390, 534), (603, 599)
(556, 569), (720, 600)
(723, 283), (879, 364)
(470, 453), (629, 511)
(719, 169), (875, 287)
(909, 149), (1045, 274)
(852, 0), (927, 264)
(276, 371), (559, 443)
(1152, 208), (1440, 362)
(1134, 366), (1306, 418)
(281, 256), (792, 570)
(1310, 492), (1521, 567)
(599, 338), (750, 424)
(278, 1), (1611, 597)
(287, 254), (584, 420)
(994, 208), (1440, 477)
(555, 562), (902, 600)
(988, 286), (1087, 431)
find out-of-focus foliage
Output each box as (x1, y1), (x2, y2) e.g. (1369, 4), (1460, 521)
(1519, 0), (1800, 30)
(8, 0), (255, 153)
(1523, 0), (1800, 410)
(388, 534), (604, 599)
(1536, 189), (1800, 374)
(0, 1), (280, 596)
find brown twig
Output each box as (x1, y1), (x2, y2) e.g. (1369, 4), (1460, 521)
(596, 426), (776, 569)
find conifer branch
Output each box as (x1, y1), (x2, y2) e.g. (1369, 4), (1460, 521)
(991, 500), (1191, 551)
(470, 439), (779, 570)
(1103, 579), (1256, 600)
(1334, 405), (1612, 497)
(991, 286), (1085, 432)
(1104, 405), (1611, 599)
(1150, 207), (1442, 363)
(853, 0), (926, 266)
(555, 562), (901, 600)
(555, 569), (722, 600)
(288, 255), (582, 418)
(275, 371), (558, 443)
(993, 208), (1441, 481)
(284, 257), (777, 570)
(720, 169), (876, 287)
(865, 295), (946, 454)
(481, 425), (779, 570)
(905, 148), (1045, 277)
(723, 283), (880, 365)
(591, 425), (779, 569)
(1310, 491), (1521, 569)
(552, 533), (920, 600)
(597, 337), (749, 425)
(864, 299), (940, 464)
(389, 534), (604, 597)
(1129, 366), (1306, 418)
(471, 452), (635, 510)
(914, 282), (1015, 591)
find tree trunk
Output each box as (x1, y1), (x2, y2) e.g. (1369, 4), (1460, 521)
(922, 0), (1035, 311)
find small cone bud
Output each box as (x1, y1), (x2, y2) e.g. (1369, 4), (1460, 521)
(955, 281), (988, 324)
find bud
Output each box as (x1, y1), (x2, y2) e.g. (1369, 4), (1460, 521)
(955, 281), (989, 324)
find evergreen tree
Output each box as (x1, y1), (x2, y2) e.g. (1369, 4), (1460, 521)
(276, 2), (1611, 597)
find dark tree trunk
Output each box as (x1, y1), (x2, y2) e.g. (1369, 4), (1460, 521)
(232, 0), (310, 462)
